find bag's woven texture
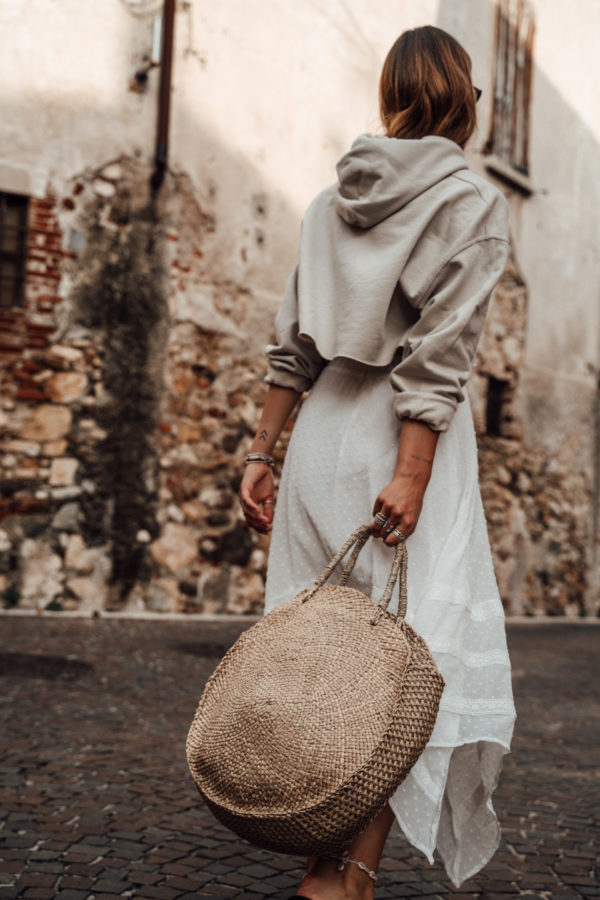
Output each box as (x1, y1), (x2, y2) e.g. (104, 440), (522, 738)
(186, 523), (445, 855)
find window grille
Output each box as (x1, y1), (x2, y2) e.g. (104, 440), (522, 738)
(0, 192), (29, 308)
(484, 0), (535, 179)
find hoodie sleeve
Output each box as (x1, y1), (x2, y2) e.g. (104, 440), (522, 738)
(264, 264), (326, 393)
(390, 235), (509, 432)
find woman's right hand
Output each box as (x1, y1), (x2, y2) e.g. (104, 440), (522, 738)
(239, 463), (275, 534)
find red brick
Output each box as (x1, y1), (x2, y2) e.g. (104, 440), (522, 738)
(28, 228), (59, 239)
(31, 231), (60, 242)
(31, 198), (57, 211)
(26, 328), (51, 338)
(0, 497), (51, 518)
(16, 383), (40, 397)
(30, 224), (56, 235)
(0, 313), (26, 326)
(31, 217), (55, 229)
(26, 330), (53, 340)
(18, 459), (40, 470)
(20, 360), (43, 373)
(31, 227), (54, 237)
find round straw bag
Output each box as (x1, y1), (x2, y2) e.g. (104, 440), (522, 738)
(186, 522), (445, 856)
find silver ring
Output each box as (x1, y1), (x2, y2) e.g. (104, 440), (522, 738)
(392, 528), (405, 540)
(263, 500), (274, 505)
(374, 512), (388, 527)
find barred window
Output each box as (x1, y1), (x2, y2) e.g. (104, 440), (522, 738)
(0, 192), (29, 308)
(484, 0), (535, 189)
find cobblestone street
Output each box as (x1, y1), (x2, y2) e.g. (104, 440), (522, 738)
(0, 616), (598, 900)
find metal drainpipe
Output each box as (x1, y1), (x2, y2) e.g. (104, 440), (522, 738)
(151, 0), (176, 191)
(594, 373), (600, 589)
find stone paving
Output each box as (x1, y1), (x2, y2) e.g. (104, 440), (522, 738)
(0, 616), (598, 900)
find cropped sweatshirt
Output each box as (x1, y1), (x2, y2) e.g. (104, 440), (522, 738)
(264, 133), (510, 432)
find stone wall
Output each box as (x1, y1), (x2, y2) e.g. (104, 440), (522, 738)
(0, 160), (596, 616)
(469, 250), (595, 616)
(0, 156), (291, 615)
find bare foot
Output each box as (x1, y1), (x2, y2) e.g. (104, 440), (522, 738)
(296, 856), (374, 900)
(305, 854), (318, 875)
(298, 803), (396, 898)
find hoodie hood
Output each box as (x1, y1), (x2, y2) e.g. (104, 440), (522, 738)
(334, 133), (469, 228)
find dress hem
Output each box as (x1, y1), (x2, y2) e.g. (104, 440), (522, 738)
(389, 737), (510, 888)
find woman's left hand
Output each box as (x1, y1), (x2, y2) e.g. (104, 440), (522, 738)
(371, 471), (428, 545)
(372, 418), (438, 545)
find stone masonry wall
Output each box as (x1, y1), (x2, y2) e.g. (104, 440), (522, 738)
(0, 157), (288, 614)
(0, 163), (596, 615)
(469, 249), (595, 615)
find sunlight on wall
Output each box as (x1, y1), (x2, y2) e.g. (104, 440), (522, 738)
(171, 0), (440, 290)
(174, 0), (443, 211)
(0, 0), (157, 179)
(529, 0), (600, 143)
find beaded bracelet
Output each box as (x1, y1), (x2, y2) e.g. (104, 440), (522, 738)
(244, 452), (275, 468)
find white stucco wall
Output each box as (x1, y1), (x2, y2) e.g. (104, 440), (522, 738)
(3, 0), (598, 366)
(170, 0), (441, 295)
(0, 0), (159, 194)
(512, 0), (600, 453)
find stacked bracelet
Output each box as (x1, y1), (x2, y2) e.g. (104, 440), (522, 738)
(244, 452), (275, 468)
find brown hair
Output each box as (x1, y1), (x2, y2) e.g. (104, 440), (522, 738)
(379, 26), (477, 149)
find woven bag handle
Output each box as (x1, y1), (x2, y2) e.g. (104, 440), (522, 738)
(338, 528), (372, 586)
(301, 523), (408, 624)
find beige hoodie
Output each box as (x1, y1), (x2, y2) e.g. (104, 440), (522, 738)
(265, 133), (510, 432)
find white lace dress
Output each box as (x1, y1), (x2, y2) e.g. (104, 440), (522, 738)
(263, 356), (516, 889)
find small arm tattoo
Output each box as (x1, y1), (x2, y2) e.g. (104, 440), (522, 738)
(411, 452), (433, 465)
(258, 429), (268, 442)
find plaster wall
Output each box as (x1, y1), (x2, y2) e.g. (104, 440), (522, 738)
(501, 3), (598, 441)
(514, 1), (599, 462)
(2, 0), (597, 377)
(169, 0), (440, 295)
(440, 0), (600, 386)
(0, 0), (159, 193)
